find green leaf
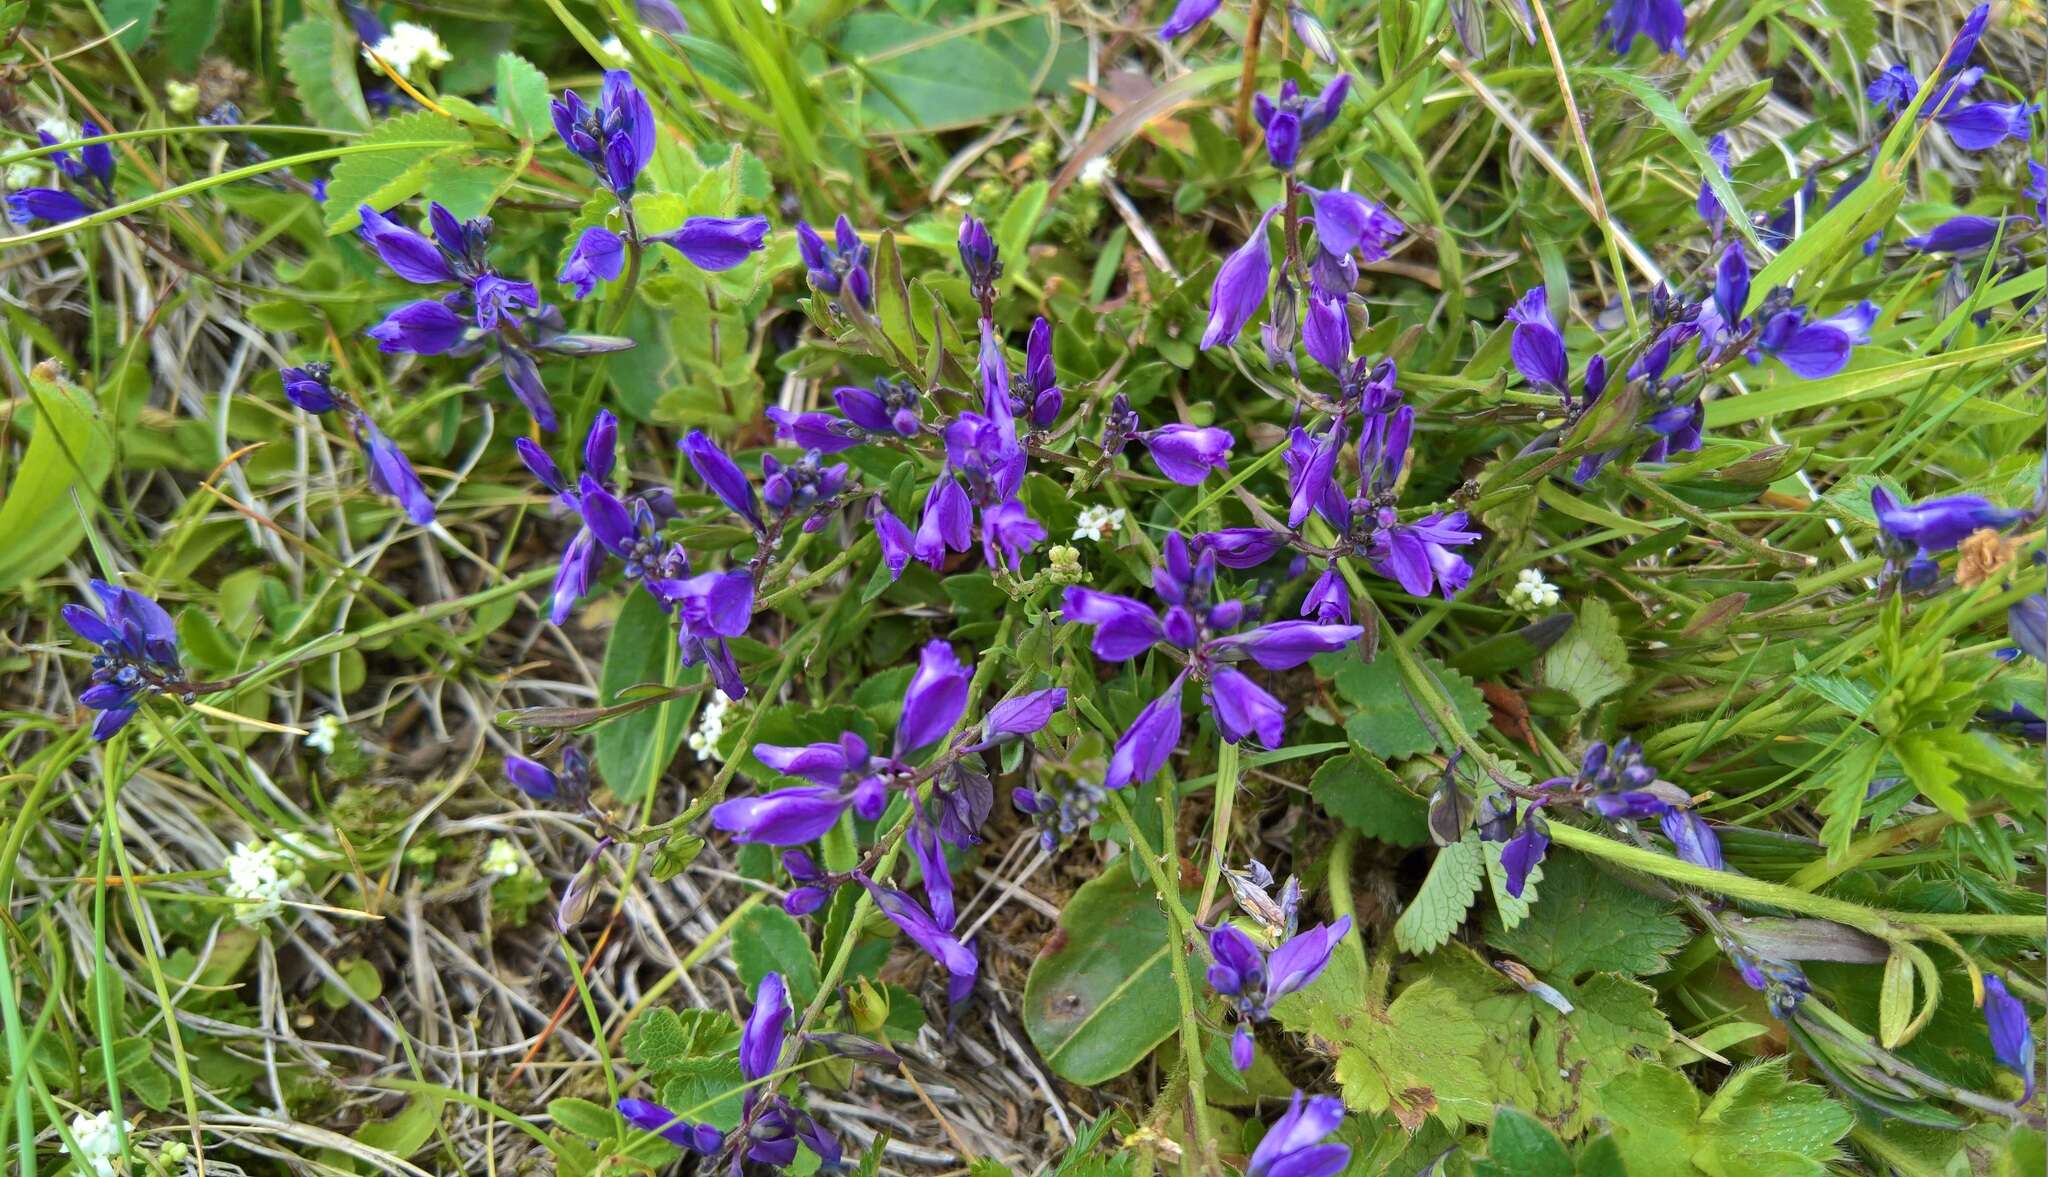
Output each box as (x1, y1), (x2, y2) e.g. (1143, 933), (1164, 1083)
(1022, 867), (1182, 1085)
(659, 1056), (749, 1130)
(321, 112), (476, 234)
(103, 0), (159, 52)
(1587, 67), (1765, 259)
(1483, 854), (1687, 979)
(0, 368), (113, 592)
(1297, 961), (1493, 1128)
(1704, 337), (2037, 427)
(355, 1092), (444, 1158)
(731, 905), (820, 1007)
(1330, 655), (1489, 761)
(1818, 0), (1876, 57)
(1600, 1058), (1852, 1176)
(493, 53), (553, 139)
(623, 1007), (741, 1071)
(280, 16), (371, 131)
(160, 0), (223, 71)
(996, 180), (1050, 289)
(1394, 835), (1484, 955)
(1309, 752), (1430, 847)
(1542, 599), (1631, 712)
(548, 1096), (621, 1140)
(1477, 1107), (1573, 1177)
(836, 13), (1083, 133)
(594, 590), (701, 801)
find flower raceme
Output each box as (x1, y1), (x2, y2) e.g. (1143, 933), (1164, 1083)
(279, 362), (436, 525)
(7, 119), (117, 225)
(62, 580), (187, 740)
(1247, 1091), (1351, 1177)
(1207, 916), (1353, 1069)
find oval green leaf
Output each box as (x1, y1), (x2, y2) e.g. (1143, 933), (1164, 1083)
(1022, 867), (1180, 1086)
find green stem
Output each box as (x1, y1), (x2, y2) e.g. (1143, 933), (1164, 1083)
(1194, 738), (1240, 923)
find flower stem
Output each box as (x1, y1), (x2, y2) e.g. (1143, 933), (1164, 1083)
(1235, 0), (1271, 140)
(1195, 737), (1240, 922)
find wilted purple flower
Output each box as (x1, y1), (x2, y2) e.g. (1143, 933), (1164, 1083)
(1983, 973), (2036, 1103)
(62, 580), (185, 740)
(1158, 0), (1222, 38)
(1506, 286), (1568, 393)
(1727, 942), (1812, 1018)
(1143, 424), (1234, 484)
(1904, 214), (2024, 255)
(7, 120), (117, 225)
(1698, 133), (1731, 235)
(551, 70), (656, 196)
(1246, 1091), (1350, 1177)
(1871, 486), (2021, 556)
(647, 215), (770, 271)
(1600, 0), (1684, 54)
(558, 226), (625, 299)
(795, 214), (872, 307)
(1201, 207), (1280, 350)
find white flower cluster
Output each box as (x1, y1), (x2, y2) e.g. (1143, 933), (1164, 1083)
(482, 837), (524, 878)
(1072, 504), (1125, 544)
(1505, 568), (1561, 613)
(363, 22), (451, 79)
(304, 713), (342, 756)
(8, 117), (73, 188)
(223, 840), (303, 924)
(63, 1110), (130, 1177)
(689, 692), (732, 762)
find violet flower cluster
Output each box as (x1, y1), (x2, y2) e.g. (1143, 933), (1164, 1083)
(1870, 484), (2025, 591)
(62, 581), (189, 740)
(1207, 914), (1352, 1070)
(7, 120), (117, 225)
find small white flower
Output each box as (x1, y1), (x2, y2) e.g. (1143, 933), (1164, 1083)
(165, 80), (201, 115)
(688, 693), (732, 762)
(598, 36), (629, 66)
(1505, 568), (1561, 613)
(35, 116), (78, 143)
(364, 22), (452, 79)
(63, 1110), (130, 1177)
(4, 162), (42, 189)
(304, 714), (342, 756)
(482, 838), (524, 878)
(1078, 156), (1115, 189)
(1072, 504), (1126, 544)
(223, 841), (302, 925)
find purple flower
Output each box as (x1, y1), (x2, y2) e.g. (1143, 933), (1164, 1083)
(6, 187), (93, 225)
(1713, 242), (1751, 328)
(1756, 300), (1878, 379)
(62, 580), (183, 740)
(1982, 973), (2036, 1103)
(1871, 485), (2021, 554)
(1698, 133), (1732, 235)
(913, 476), (972, 567)
(980, 498), (1046, 571)
(1264, 110), (1300, 170)
(1601, 0), (1684, 54)
(357, 418), (435, 524)
(1500, 811), (1550, 898)
(281, 362), (339, 413)
(669, 569), (755, 640)
(1368, 510), (1481, 599)
(741, 971), (791, 1080)
(796, 214), (873, 308)
(357, 205), (459, 284)
(978, 688), (1068, 745)
(551, 70), (656, 195)
(861, 875), (977, 1006)
(1301, 292), (1351, 376)
(1265, 917), (1352, 1001)
(649, 215), (770, 271)
(367, 298), (470, 355)
(898, 640), (971, 757)
(1253, 77), (1351, 147)
(504, 755), (560, 801)
(1195, 529), (1286, 570)
(1506, 286), (1568, 393)
(1904, 214), (2024, 255)
(1023, 316), (1063, 428)
(2010, 595), (2048, 663)
(1062, 587), (1168, 660)
(1232, 1025), (1256, 1071)
(1302, 565), (1351, 624)
(1941, 3), (1989, 76)
(1201, 207), (1281, 350)
(873, 502), (915, 579)
(958, 215), (1001, 303)
(1247, 1092), (1350, 1177)
(1867, 65), (1918, 114)
(616, 1098), (723, 1153)
(1158, 0), (1222, 38)
(1209, 620), (1363, 670)
(1588, 790), (1670, 820)
(558, 226), (625, 298)
(681, 430), (762, 530)
(1938, 101), (2036, 150)
(1105, 673), (1187, 789)
(711, 786), (855, 844)
(1309, 188), (1404, 262)
(1211, 667), (1286, 746)
(1660, 808), (1724, 870)
(1143, 424), (1234, 484)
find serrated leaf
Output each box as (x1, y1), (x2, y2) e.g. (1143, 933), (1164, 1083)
(1476, 1107), (1572, 1177)
(1322, 975), (1493, 1127)
(1483, 854), (1687, 979)
(494, 53), (553, 139)
(1309, 752), (1430, 846)
(321, 113), (475, 234)
(658, 1057), (748, 1130)
(1394, 836), (1484, 954)
(1542, 599), (1630, 711)
(623, 1007), (741, 1072)
(1600, 1057), (1851, 1175)
(281, 17), (371, 131)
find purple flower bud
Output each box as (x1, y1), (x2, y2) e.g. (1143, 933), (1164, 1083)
(281, 363), (339, 413)
(1660, 808), (1724, 870)
(1264, 110), (1300, 170)
(873, 502), (914, 580)
(1698, 133), (1732, 234)
(359, 419), (435, 524)
(680, 430), (761, 529)
(617, 1098), (723, 1153)
(1904, 214), (2022, 255)
(504, 755), (560, 800)
(1143, 424), (1234, 484)
(1505, 285), (1568, 392)
(1105, 672), (1187, 789)
(1158, 0), (1222, 37)
(1246, 1091), (1350, 1177)
(1713, 243), (1750, 327)
(367, 298), (469, 355)
(1209, 620), (1363, 670)
(558, 226), (626, 299)
(710, 786), (852, 845)
(1201, 207), (1280, 350)
(957, 215), (1000, 298)
(356, 205), (457, 284)
(740, 972), (790, 1081)
(1941, 3), (1989, 76)
(898, 640), (971, 757)
(648, 215), (769, 271)
(5, 188), (94, 225)
(1301, 292), (1350, 376)
(1232, 1024), (1256, 1070)
(1982, 973), (2036, 1103)
(980, 687), (1068, 743)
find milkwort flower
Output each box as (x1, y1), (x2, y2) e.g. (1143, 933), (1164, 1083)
(1869, 484), (2022, 589)
(1247, 1091), (1351, 1177)
(1599, 0), (1684, 55)
(504, 744), (590, 806)
(911, 322), (1046, 573)
(1865, 9), (2031, 152)
(1206, 916), (1352, 1069)
(1251, 76), (1350, 172)
(8, 119), (118, 225)
(615, 972), (843, 1169)
(795, 214), (873, 309)
(551, 70), (654, 197)
(1693, 245), (1877, 380)
(1478, 737), (1718, 896)
(1904, 214), (2035, 256)
(1981, 973), (2036, 1103)
(357, 202), (634, 431)
(1062, 533), (1362, 786)
(278, 362), (435, 524)
(768, 376), (928, 456)
(62, 580), (188, 740)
